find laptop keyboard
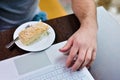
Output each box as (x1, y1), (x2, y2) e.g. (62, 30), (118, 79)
(20, 64), (94, 80)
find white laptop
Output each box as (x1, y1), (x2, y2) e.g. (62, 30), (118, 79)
(0, 41), (94, 80)
(90, 7), (120, 80)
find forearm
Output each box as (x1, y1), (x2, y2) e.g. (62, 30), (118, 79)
(60, 0), (98, 71)
(72, 0), (97, 28)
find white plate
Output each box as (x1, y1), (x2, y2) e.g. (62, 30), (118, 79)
(13, 21), (55, 51)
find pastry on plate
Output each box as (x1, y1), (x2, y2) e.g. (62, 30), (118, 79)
(18, 22), (49, 45)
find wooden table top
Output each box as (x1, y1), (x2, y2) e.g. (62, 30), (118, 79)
(0, 14), (80, 61)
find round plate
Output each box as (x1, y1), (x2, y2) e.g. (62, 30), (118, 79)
(13, 21), (55, 51)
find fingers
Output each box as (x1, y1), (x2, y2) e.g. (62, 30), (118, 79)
(72, 48), (86, 71)
(86, 49), (96, 68)
(59, 36), (96, 71)
(59, 38), (73, 52)
(66, 44), (78, 67)
(71, 47), (96, 71)
(81, 48), (93, 68)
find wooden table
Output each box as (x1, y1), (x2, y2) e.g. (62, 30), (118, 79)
(0, 14), (80, 61)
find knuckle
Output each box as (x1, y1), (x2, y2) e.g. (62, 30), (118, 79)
(75, 40), (81, 45)
(69, 53), (76, 59)
(70, 54), (75, 58)
(86, 57), (91, 61)
(91, 57), (96, 61)
(74, 65), (78, 69)
(78, 57), (84, 62)
(70, 50), (76, 56)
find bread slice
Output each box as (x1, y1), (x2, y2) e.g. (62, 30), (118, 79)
(19, 22), (49, 45)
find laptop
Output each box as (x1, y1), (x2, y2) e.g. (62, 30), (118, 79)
(90, 7), (120, 80)
(0, 41), (94, 80)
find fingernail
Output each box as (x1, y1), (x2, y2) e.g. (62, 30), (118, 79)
(59, 49), (62, 51)
(59, 48), (64, 51)
(72, 69), (76, 72)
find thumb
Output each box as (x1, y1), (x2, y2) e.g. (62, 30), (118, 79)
(59, 39), (72, 52)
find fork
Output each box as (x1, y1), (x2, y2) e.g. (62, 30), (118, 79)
(5, 37), (19, 49)
(5, 25), (31, 49)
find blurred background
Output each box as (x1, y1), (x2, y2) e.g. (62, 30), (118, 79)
(40, 0), (120, 23)
(58, 0), (120, 23)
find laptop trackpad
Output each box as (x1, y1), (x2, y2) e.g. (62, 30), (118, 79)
(14, 51), (51, 75)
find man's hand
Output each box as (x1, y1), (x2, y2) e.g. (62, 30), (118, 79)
(59, 0), (97, 71)
(59, 23), (97, 71)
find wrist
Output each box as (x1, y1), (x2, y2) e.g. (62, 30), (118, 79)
(80, 17), (98, 30)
